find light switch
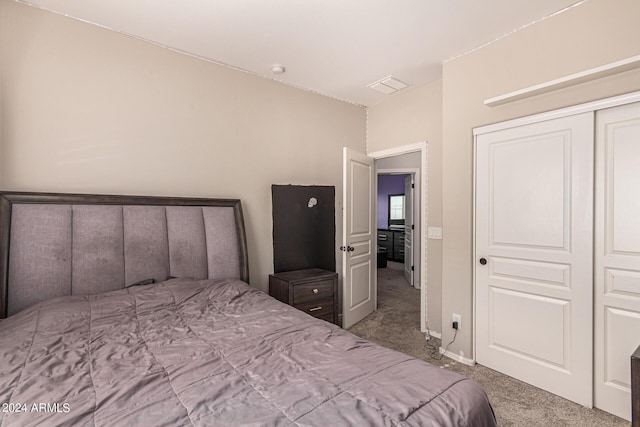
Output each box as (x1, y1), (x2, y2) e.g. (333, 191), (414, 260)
(428, 227), (442, 239)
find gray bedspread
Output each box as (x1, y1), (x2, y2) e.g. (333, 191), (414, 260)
(0, 278), (496, 426)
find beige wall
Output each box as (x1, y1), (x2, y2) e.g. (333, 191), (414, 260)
(442, 0), (640, 359)
(367, 80), (443, 333)
(0, 78), (3, 189)
(5, 0), (639, 352)
(0, 0), (366, 293)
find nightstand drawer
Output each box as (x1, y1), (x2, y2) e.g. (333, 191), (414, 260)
(268, 268), (339, 326)
(293, 280), (334, 304)
(294, 299), (334, 319)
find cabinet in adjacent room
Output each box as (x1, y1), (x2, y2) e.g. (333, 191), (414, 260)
(377, 229), (404, 262)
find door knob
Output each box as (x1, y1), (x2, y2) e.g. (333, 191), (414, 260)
(479, 258), (487, 265)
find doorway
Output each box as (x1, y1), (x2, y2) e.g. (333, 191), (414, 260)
(341, 142), (428, 332)
(369, 142), (427, 332)
(377, 172), (417, 287)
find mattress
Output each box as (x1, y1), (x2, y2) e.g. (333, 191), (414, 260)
(0, 278), (496, 426)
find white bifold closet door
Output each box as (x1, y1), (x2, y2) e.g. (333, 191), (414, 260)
(476, 100), (640, 421)
(594, 101), (640, 421)
(475, 112), (595, 407)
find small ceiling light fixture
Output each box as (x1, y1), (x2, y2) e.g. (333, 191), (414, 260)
(271, 64), (286, 74)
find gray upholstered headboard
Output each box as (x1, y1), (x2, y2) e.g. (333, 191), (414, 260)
(0, 192), (249, 318)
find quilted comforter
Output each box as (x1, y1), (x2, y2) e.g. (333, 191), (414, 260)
(0, 278), (495, 426)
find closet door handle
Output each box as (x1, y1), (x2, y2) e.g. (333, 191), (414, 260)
(479, 258), (487, 265)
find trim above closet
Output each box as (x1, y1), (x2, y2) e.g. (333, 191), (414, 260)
(484, 55), (640, 107)
(475, 90), (640, 135)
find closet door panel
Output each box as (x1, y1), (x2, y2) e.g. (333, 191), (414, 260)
(595, 101), (640, 421)
(475, 112), (594, 407)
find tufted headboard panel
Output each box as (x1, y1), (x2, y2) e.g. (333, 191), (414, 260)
(0, 192), (249, 318)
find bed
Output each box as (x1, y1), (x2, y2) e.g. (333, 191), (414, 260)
(0, 192), (496, 426)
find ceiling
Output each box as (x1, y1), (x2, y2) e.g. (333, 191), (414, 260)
(18, 0), (584, 106)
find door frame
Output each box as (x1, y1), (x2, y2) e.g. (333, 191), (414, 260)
(472, 90), (640, 362)
(368, 141), (428, 332)
(376, 168), (420, 289)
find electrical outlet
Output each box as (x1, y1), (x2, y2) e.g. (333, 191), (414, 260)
(452, 313), (462, 331)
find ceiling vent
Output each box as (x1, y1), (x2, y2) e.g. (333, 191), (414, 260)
(367, 76), (409, 94)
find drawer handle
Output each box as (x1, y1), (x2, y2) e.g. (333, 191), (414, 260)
(378, 235), (387, 241)
(309, 306), (323, 312)
(312, 288), (319, 294)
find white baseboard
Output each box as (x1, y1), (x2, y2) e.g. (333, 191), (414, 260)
(439, 348), (475, 366)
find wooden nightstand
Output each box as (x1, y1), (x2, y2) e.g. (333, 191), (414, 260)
(269, 268), (338, 325)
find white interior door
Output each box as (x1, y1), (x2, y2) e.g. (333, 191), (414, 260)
(594, 101), (640, 421)
(404, 175), (414, 286)
(342, 147), (376, 329)
(475, 112), (594, 406)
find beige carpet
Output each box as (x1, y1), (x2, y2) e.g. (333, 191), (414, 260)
(347, 262), (629, 427)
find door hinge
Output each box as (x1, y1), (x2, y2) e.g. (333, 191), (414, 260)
(411, 183), (415, 189)
(411, 225), (414, 230)
(411, 266), (414, 271)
